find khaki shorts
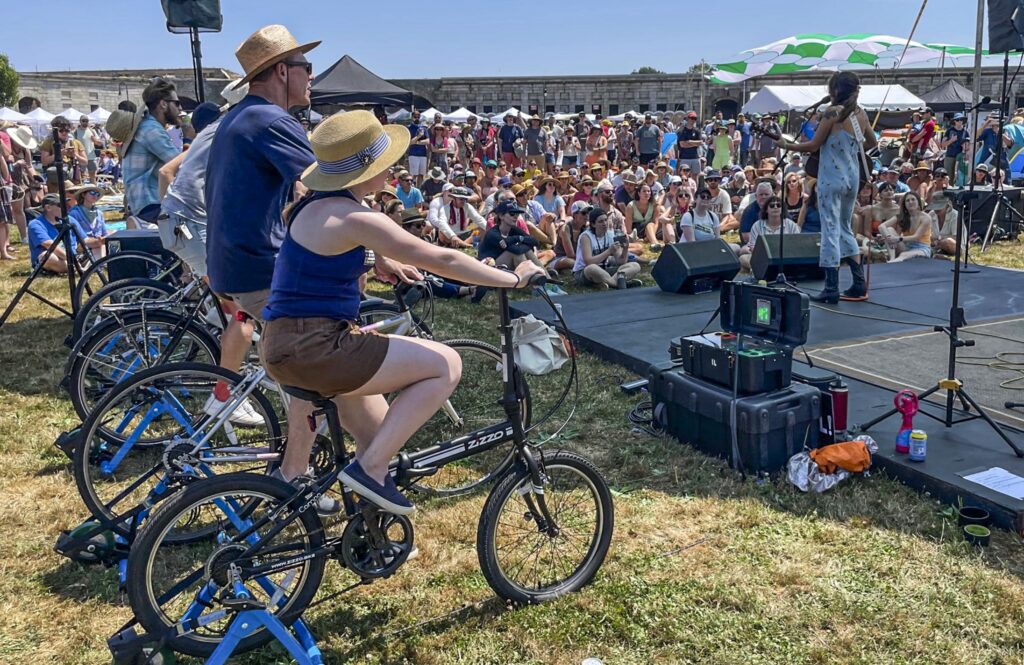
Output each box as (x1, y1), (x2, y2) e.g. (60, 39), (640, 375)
(220, 289), (272, 321)
(261, 317), (390, 396)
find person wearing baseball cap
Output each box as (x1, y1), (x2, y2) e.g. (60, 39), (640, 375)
(548, 199), (594, 274)
(941, 112), (970, 185)
(574, 207), (642, 289)
(675, 111), (703, 177)
(27, 193), (76, 273)
(427, 183), (485, 248)
(477, 198), (545, 276)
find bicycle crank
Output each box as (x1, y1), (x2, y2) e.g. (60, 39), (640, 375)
(339, 508), (414, 579)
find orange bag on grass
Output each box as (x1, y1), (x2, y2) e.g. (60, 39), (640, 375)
(808, 440), (872, 475)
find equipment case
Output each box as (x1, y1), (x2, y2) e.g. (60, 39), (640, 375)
(649, 361), (821, 474)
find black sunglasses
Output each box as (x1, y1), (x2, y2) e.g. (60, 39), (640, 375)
(407, 222), (425, 229)
(283, 60), (313, 75)
(697, 193), (712, 199)
(767, 202), (783, 209)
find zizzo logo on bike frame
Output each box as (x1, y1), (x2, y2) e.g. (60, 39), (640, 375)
(465, 426), (514, 451)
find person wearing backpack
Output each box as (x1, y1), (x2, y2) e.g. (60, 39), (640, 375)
(676, 187), (722, 243)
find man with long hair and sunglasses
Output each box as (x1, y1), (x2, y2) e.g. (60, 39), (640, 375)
(123, 78), (183, 224)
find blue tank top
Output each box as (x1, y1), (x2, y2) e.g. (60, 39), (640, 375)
(263, 190), (368, 322)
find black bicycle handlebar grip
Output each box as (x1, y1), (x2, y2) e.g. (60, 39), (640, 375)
(528, 273), (548, 288)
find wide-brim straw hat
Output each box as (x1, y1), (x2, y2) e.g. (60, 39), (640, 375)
(235, 24), (320, 84)
(107, 109), (144, 157)
(301, 110), (410, 191)
(5, 125), (37, 151)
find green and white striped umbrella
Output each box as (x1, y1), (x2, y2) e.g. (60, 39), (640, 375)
(711, 34), (984, 84)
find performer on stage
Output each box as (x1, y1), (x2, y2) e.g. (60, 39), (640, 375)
(778, 72), (877, 303)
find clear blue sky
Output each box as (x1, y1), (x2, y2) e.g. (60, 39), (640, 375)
(6, 0), (993, 78)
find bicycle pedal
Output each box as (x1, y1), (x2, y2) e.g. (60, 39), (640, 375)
(54, 429), (82, 459)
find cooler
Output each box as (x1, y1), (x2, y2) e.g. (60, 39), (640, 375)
(649, 362), (821, 474)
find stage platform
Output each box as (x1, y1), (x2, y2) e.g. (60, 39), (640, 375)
(513, 260), (1024, 533)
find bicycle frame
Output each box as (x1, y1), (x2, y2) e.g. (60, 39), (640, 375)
(201, 286), (560, 586)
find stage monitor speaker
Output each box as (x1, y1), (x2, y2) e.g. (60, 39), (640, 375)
(104, 230), (181, 282)
(161, 0), (222, 33)
(652, 238), (740, 294)
(751, 233), (824, 282)
(988, 0), (1024, 53)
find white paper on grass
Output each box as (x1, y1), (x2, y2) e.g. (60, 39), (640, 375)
(961, 467), (1024, 500)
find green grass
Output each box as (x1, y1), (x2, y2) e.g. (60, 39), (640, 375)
(1, 238), (1024, 664)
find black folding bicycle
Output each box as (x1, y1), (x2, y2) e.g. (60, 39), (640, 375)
(117, 277), (614, 659)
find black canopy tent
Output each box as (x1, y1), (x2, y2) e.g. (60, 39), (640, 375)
(310, 55), (432, 109)
(919, 79), (996, 113)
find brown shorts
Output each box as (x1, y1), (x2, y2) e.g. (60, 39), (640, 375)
(219, 289), (271, 321)
(261, 317), (390, 396)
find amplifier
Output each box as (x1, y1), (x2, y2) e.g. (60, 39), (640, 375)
(104, 229), (180, 282)
(670, 332), (793, 394)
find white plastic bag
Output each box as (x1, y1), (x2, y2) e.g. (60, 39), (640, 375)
(511, 314), (570, 376)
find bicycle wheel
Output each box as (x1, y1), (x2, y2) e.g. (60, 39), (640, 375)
(476, 451), (613, 605)
(126, 473), (325, 658)
(73, 363), (283, 542)
(72, 277), (177, 342)
(73, 250), (178, 312)
(65, 310), (220, 422)
(406, 339), (529, 497)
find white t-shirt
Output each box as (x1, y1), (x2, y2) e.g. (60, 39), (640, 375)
(745, 218), (801, 250)
(680, 209), (719, 241)
(706, 189), (733, 216)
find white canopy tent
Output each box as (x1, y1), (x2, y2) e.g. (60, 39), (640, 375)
(554, 112), (596, 122)
(490, 107), (525, 123)
(24, 107), (55, 139)
(87, 107), (111, 124)
(0, 107), (27, 122)
(742, 84), (924, 115)
(416, 107), (445, 122)
(607, 110), (639, 122)
(387, 108), (412, 122)
(443, 107), (480, 123)
(58, 107), (87, 121)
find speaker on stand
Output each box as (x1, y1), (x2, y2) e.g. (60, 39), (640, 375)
(161, 0), (223, 103)
(652, 238), (741, 294)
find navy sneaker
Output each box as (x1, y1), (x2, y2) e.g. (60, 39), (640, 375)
(340, 460), (415, 515)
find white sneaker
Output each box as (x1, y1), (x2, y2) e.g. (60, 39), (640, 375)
(203, 393), (266, 427)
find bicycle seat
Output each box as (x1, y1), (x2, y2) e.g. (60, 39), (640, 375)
(281, 384), (336, 404)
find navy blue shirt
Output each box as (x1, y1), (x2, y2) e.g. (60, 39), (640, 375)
(498, 124), (523, 153)
(740, 201), (762, 235)
(407, 123), (428, 157)
(205, 95), (314, 294)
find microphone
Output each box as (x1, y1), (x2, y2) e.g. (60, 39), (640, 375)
(968, 96), (992, 112)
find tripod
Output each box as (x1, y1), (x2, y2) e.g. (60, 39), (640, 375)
(858, 184), (1023, 457)
(0, 128), (96, 333)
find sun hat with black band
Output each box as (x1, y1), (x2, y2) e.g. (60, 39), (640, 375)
(400, 208), (427, 225)
(301, 110), (410, 191)
(235, 24), (320, 84)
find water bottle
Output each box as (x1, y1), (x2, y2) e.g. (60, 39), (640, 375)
(909, 429), (927, 462)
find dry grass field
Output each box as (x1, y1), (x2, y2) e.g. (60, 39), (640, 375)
(0, 237), (1023, 664)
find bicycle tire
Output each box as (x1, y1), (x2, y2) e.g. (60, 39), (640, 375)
(126, 472), (325, 657)
(73, 250), (177, 312)
(73, 362), (283, 541)
(476, 451), (613, 605)
(72, 277), (178, 342)
(408, 339), (529, 497)
(66, 310), (221, 423)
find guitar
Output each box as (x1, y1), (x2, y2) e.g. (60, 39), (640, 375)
(751, 120), (871, 187)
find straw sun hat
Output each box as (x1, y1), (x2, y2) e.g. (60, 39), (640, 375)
(301, 110), (410, 191)
(235, 24), (320, 84)
(106, 109), (144, 157)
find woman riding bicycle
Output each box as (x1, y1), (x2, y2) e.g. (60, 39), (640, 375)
(261, 111), (543, 516)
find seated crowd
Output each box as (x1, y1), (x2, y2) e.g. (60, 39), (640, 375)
(359, 105), (979, 295)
